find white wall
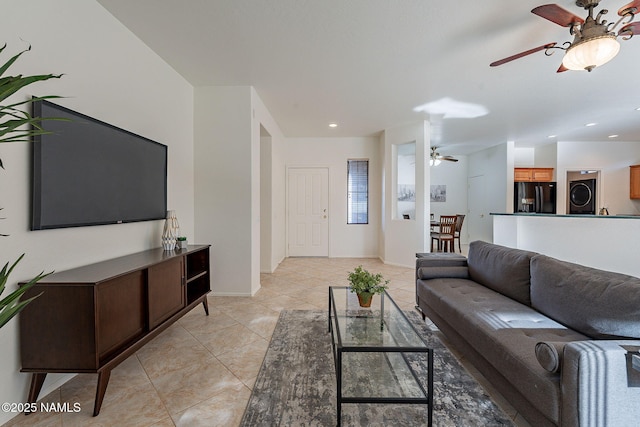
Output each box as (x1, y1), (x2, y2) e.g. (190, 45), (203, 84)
(514, 147), (535, 167)
(271, 126), (287, 269)
(381, 121), (430, 266)
(283, 137), (381, 258)
(556, 141), (640, 215)
(0, 1), (194, 424)
(468, 143), (511, 241)
(260, 131), (273, 272)
(195, 86), (252, 296)
(494, 214), (640, 278)
(534, 143), (557, 179)
(251, 89), (286, 282)
(194, 86), (285, 296)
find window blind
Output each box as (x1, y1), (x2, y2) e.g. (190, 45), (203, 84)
(347, 160), (368, 224)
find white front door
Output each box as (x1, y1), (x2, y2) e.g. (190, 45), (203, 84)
(287, 167), (329, 257)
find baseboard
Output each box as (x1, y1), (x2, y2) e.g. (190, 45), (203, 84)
(381, 259), (413, 268)
(210, 291), (253, 297)
(260, 255), (285, 274)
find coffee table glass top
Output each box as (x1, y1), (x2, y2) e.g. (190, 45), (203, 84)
(329, 286), (427, 350)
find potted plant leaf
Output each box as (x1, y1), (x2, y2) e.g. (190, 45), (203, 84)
(0, 43), (62, 328)
(0, 255), (50, 328)
(347, 265), (389, 307)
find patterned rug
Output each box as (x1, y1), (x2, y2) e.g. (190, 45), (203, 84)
(241, 310), (514, 426)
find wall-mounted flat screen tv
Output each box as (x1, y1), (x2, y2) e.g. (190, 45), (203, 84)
(31, 100), (167, 230)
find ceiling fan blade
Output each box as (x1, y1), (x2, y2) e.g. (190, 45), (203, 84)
(441, 157), (459, 163)
(619, 0), (640, 15)
(490, 43), (557, 67)
(532, 4), (584, 27)
(557, 63), (569, 73)
(619, 21), (640, 36)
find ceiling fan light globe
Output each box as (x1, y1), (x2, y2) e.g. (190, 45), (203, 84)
(562, 35), (620, 71)
(429, 158), (441, 167)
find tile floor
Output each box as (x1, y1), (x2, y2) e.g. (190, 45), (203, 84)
(4, 256), (531, 427)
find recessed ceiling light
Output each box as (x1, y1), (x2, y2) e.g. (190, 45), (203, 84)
(329, 123), (338, 128)
(585, 122), (597, 127)
(636, 107), (640, 111)
(548, 135), (557, 138)
(609, 134), (619, 138)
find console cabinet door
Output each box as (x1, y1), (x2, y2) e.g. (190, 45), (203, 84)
(148, 257), (185, 329)
(97, 271), (146, 361)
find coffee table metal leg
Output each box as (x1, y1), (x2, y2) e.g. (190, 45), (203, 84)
(428, 349), (433, 427)
(336, 349), (342, 426)
(328, 289), (331, 333)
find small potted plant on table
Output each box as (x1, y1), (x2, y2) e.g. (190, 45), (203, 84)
(347, 265), (389, 308)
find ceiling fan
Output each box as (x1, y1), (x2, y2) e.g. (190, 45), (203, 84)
(490, 0), (640, 72)
(430, 147), (458, 166)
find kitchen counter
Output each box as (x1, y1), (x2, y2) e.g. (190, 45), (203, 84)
(492, 213), (640, 278)
(492, 213), (640, 219)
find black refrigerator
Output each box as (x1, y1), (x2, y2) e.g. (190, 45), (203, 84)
(514, 182), (557, 213)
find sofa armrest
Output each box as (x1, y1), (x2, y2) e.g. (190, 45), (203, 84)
(415, 253), (468, 281)
(561, 340), (640, 427)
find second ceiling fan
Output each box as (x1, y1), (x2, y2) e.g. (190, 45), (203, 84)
(430, 147), (458, 166)
(490, 0), (640, 72)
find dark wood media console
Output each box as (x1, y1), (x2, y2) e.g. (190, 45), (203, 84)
(19, 245), (211, 416)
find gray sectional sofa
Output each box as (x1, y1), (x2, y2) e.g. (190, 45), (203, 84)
(415, 240), (640, 427)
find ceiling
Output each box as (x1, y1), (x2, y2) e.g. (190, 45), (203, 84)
(97, 0), (640, 155)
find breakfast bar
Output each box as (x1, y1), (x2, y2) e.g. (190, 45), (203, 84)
(492, 213), (640, 278)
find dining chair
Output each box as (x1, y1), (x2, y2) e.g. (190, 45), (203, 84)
(430, 215), (456, 252)
(453, 214), (466, 253)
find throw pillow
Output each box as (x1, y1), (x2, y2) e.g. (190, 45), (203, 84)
(535, 341), (566, 373)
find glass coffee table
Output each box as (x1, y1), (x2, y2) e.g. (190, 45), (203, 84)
(328, 286), (433, 426)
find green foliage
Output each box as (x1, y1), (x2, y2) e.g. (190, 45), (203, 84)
(0, 254), (51, 329)
(347, 265), (389, 295)
(0, 43), (64, 169)
(0, 43), (62, 328)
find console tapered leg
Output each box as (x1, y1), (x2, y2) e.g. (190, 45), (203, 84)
(93, 370), (111, 416)
(25, 373), (47, 414)
(202, 298), (209, 316)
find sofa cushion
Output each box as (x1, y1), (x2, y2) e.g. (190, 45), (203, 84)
(530, 255), (640, 339)
(417, 266), (469, 280)
(535, 341), (566, 373)
(467, 241), (536, 306)
(416, 253), (468, 281)
(417, 277), (588, 424)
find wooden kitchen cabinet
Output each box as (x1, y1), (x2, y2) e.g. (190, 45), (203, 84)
(20, 245), (210, 416)
(514, 168), (554, 182)
(631, 165), (640, 199)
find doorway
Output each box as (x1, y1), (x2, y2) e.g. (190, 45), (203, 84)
(287, 167), (329, 257)
(467, 175), (492, 243)
(260, 125), (272, 272)
(566, 170), (600, 215)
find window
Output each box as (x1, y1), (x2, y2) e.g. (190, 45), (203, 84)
(347, 159), (368, 224)
(396, 142), (415, 220)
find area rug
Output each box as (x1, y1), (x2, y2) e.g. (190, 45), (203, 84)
(240, 310), (514, 426)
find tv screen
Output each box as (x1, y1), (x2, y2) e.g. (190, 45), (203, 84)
(31, 100), (167, 230)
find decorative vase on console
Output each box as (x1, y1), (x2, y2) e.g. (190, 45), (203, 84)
(162, 210), (180, 250)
